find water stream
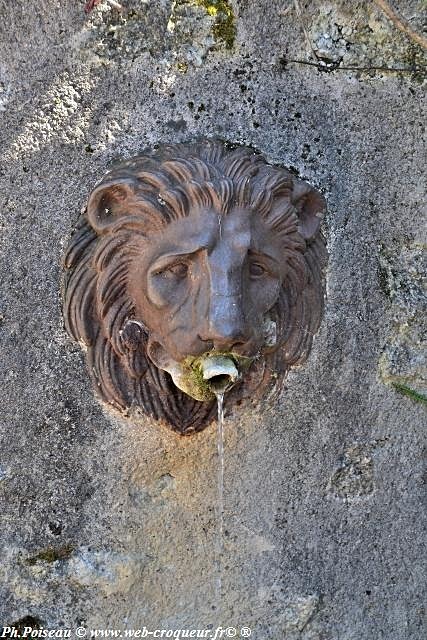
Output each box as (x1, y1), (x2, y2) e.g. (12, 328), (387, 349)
(215, 392), (225, 614)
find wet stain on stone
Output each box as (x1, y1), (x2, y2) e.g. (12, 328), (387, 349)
(25, 544), (74, 566)
(8, 617), (44, 632)
(166, 118), (188, 132)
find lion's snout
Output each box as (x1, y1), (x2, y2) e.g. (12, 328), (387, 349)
(198, 301), (256, 356)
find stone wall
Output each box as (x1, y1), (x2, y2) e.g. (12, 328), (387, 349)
(0, 0), (425, 637)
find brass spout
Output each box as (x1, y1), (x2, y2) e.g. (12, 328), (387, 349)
(200, 355), (239, 394)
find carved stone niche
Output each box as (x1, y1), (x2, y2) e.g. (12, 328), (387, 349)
(62, 140), (327, 435)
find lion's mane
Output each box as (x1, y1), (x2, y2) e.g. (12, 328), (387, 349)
(62, 140), (327, 434)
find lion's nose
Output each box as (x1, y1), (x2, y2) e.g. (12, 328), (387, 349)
(202, 294), (252, 352)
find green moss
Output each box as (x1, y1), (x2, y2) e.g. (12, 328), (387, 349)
(179, 351), (252, 401)
(194, 0), (236, 49)
(25, 544), (74, 566)
(392, 382), (427, 406)
(180, 354), (215, 401)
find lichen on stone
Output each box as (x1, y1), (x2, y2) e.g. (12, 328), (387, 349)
(307, 3), (427, 74)
(80, 0), (170, 62)
(378, 244), (427, 399)
(193, 0), (236, 49)
(166, 0), (236, 69)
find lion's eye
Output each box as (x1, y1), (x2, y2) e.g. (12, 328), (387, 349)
(249, 262), (267, 277)
(159, 262), (188, 279)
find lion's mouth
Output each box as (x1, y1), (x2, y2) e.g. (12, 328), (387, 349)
(147, 339), (253, 401)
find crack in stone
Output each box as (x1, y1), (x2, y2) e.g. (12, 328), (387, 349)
(284, 57), (427, 75)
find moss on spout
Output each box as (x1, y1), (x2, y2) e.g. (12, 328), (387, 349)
(177, 351), (251, 401)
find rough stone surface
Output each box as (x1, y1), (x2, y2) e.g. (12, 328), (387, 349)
(0, 0), (426, 637)
(379, 244), (426, 396)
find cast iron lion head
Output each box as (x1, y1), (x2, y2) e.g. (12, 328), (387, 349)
(62, 140), (327, 434)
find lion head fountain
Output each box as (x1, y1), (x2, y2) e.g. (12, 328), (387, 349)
(62, 140), (327, 434)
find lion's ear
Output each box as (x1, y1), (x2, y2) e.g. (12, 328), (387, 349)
(292, 178), (326, 241)
(86, 179), (139, 232)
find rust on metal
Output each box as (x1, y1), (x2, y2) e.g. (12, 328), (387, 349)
(62, 140), (327, 434)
